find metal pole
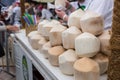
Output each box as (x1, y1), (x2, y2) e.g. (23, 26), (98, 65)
(5, 31), (15, 77)
(5, 31), (9, 72)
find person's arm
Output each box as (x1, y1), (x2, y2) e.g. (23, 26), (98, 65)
(0, 25), (19, 31)
(6, 25), (19, 31)
(0, 22), (19, 31)
(55, 0), (75, 22)
(65, 1), (75, 12)
(55, 10), (68, 22)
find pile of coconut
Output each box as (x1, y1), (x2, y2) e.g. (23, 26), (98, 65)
(27, 8), (111, 80)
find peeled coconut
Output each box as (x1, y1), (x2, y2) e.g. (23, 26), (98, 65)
(80, 10), (104, 36)
(38, 38), (47, 52)
(74, 57), (100, 80)
(41, 42), (51, 59)
(49, 25), (67, 47)
(41, 22), (58, 40)
(62, 26), (82, 49)
(59, 49), (78, 75)
(27, 31), (39, 42)
(98, 29), (111, 56)
(93, 53), (109, 75)
(37, 20), (49, 34)
(51, 19), (61, 24)
(68, 9), (85, 29)
(29, 34), (43, 49)
(48, 46), (65, 66)
(75, 32), (100, 57)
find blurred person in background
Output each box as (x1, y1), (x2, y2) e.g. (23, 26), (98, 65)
(48, 2), (56, 18)
(0, 0), (20, 57)
(37, 3), (43, 12)
(0, 21), (19, 57)
(36, 10), (42, 24)
(5, 2), (16, 25)
(27, 2), (36, 15)
(0, 0), (6, 14)
(12, 1), (21, 27)
(41, 3), (53, 20)
(55, 0), (89, 21)
(55, 0), (114, 30)
(0, 0), (7, 23)
(24, 2), (30, 13)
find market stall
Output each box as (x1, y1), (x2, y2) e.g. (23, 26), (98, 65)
(16, 0), (120, 80)
(13, 29), (107, 80)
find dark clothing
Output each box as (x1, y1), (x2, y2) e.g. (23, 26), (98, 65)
(0, 22), (5, 57)
(0, 7), (1, 14)
(0, 32), (5, 57)
(0, 42), (5, 57)
(28, 7), (35, 15)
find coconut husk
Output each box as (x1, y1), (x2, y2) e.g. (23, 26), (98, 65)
(108, 0), (120, 80)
